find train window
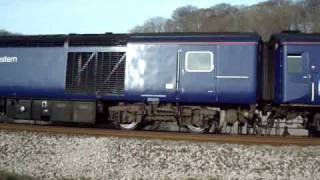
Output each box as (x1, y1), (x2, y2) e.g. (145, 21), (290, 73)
(287, 55), (303, 74)
(185, 51), (214, 72)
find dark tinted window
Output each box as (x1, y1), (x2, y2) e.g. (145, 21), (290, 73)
(287, 55), (303, 74)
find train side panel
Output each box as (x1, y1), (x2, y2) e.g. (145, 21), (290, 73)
(217, 43), (258, 104)
(124, 41), (260, 105)
(125, 43), (179, 102)
(0, 47), (66, 97)
(0, 47), (95, 100)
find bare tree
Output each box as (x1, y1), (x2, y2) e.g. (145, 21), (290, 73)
(0, 29), (12, 36)
(170, 6), (199, 32)
(131, 17), (167, 33)
(304, 0), (320, 31)
(130, 0), (320, 39)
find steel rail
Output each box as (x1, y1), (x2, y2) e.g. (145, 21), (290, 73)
(0, 123), (319, 146)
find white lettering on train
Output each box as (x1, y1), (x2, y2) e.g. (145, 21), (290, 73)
(0, 56), (18, 63)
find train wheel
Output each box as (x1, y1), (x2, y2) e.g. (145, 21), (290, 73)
(187, 124), (207, 133)
(119, 122), (140, 130)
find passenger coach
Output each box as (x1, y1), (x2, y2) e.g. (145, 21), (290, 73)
(262, 33), (320, 135)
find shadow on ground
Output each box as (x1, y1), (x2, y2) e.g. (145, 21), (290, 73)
(0, 171), (35, 180)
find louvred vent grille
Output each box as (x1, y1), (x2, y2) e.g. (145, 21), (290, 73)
(65, 52), (96, 94)
(96, 52), (125, 95)
(65, 52), (125, 96)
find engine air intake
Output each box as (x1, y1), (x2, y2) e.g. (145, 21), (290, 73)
(96, 52), (126, 96)
(65, 52), (126, 96)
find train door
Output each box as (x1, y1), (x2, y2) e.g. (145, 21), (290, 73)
(309, 52), (320, 104)
(285, 53), (311, 103)
(177, 45), (217, 103)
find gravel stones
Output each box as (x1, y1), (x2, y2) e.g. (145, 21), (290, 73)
(0, 130), (320, 180)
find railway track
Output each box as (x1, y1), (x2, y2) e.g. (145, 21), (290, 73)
(0, 122), (319, 146)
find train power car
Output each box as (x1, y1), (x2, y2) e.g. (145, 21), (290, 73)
(0, 33), (261, 133)
(1, 31), (320, 136)
(0, 34), (128, 124)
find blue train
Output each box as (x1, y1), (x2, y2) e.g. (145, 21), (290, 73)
(0, 32), (319, 135)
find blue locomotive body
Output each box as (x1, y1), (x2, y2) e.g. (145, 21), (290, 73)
(0, 35), (128, 101)
(124, 34), (260, 104)
(0, 33), (261, 132)
(0, 33), (260, 105)
(0, 46), (87, 99)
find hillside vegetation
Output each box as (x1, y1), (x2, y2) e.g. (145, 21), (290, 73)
(131, 0), (320, 40)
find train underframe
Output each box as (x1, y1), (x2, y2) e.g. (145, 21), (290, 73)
(106, 102), (256, 134)
(105, 101), (320, 136)
(1, 98), (320, 136)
